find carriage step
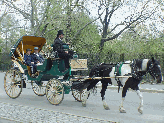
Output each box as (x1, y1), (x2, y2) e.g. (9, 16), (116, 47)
(18, 83), (26, 88)
(18, 85), (26, 88)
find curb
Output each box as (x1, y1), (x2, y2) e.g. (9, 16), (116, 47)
(96, 85), (164, 93)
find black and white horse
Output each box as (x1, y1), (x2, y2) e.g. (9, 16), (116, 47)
(82, 58), (162, 114)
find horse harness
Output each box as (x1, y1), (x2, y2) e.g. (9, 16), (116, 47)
(93, 60), (158, 93)
(92, 63), (114, 77)
(131, 59), (158, 80)
(114, 60), (157, 93)
(114, 62), (124, 93)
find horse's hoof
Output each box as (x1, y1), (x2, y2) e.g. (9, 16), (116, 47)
(119, 106), (126, 113)
(82, 103), (86, 107)
(138, 107), (143, 114)
(82, 101), (86, 107)
(103, 105), (110, 110)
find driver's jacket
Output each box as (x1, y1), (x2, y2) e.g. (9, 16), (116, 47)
(53, 38), (69, 53)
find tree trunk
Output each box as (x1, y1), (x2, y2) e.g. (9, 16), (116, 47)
(30, 0), (35, 35)
(66, 0), (72, 43)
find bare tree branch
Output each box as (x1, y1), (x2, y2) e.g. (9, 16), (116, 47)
(108, 2), (122, 23)
(3, 0), (30, 19)
(99, 0), (160, 49)
(41, 23), (49, 36)
(98, 1), (103, 25)
(108, 22), (124, 35)
(44, 27), (58, 36)
(0, 11), (8, 22)
(101, 10), (155, 44)
(159, 15), (164, 23)
(34, 0), (50, 35)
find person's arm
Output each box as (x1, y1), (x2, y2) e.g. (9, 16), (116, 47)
(24, 55), (31, 66)
(31, 54), (37, 64)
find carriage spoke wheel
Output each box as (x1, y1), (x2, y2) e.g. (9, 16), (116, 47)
(46, 79), (64, 105)
(31, 81), (46, 96)
(72, 88), (89, 102)
(4, 69), (22, 99)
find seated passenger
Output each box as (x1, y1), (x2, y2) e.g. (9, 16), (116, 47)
(31, 47), (44, 66)
(24, 49), (37, 76)
(53, 30), (74, 69)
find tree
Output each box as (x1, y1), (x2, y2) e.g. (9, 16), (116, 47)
(103, 24), (164, 60)
(3, 0), (51, 35)
(0, 14), (21, 52)
(91, 0), (163, 51)
(38, 0), (101, 54)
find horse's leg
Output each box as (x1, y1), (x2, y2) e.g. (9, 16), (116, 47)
(119, 80), (129, 113)
(82, 88), (90, 107)
(82, 80), (99, 107)
(136, 89), (143, 114)
(101, 80), (110, 110)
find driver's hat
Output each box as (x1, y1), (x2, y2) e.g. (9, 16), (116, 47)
(57, 30), (64, 35)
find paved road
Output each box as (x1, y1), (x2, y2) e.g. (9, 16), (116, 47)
(0, 72), (164, 123)
(0, 118), (17, 123)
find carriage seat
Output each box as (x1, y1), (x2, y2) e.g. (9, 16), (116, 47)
(18, 58), (49, 74)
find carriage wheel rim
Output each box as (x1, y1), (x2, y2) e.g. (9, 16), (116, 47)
(72, 88), (89, 102)
(46, 79), (64, 105)
(4, 69), (22, 98)
(32, 81), (46, 96)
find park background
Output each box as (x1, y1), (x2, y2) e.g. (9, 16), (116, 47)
(0, 0), (164, 82)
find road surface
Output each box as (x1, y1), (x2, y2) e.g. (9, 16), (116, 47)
(0, 72), (164, 123)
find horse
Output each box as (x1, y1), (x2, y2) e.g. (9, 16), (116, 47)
(81, 57), (162, 114)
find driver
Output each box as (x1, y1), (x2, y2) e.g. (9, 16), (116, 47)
(53, 30), (74, 69)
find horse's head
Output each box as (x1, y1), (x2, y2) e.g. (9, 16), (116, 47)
(147, 57), (162, 83)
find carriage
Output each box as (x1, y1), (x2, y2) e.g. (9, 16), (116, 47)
(4, 35), (89, 105)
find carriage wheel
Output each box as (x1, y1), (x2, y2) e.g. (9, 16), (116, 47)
(72, 88), (90, 102)
(4, 69), (22, 99)
(46, 79), (64, 105)
(31, 81), (46, 96)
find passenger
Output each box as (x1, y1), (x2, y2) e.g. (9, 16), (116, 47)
(24, 49), (37, 76)
(53, 30), (74, 69)
(31, 47), (44, 65)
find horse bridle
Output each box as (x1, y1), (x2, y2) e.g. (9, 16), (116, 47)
(147, 62), (161, 78)
(130, 60), (160, 80)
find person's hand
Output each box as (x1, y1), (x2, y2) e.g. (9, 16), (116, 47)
(31, 62), (34, 64)
(65, 51), (68, 53)
(66, 42), (70, 45)
(37, 61), (40, 63)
